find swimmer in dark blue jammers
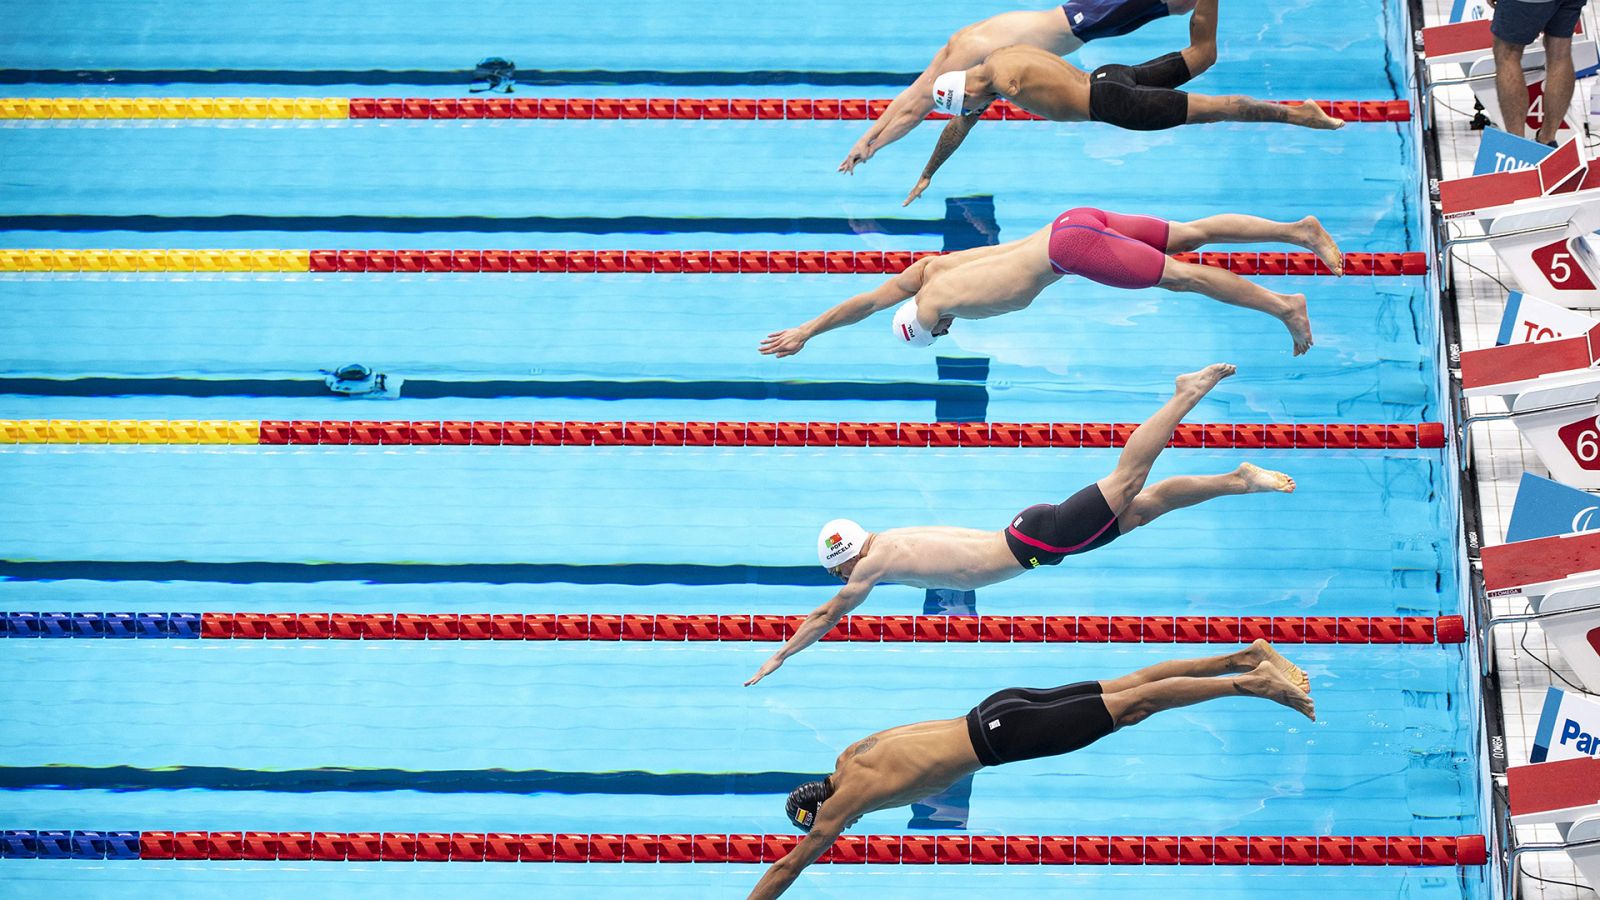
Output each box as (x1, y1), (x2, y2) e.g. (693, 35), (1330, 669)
(842, 0), (1208, 172)
(744, 641), (1313, 898)
(744, 364), (1296, 686)
(898, 0), (1345, 206)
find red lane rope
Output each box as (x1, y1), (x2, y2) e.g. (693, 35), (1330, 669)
(129, 830), (1484, 864)
(257, 420), (1448, 449)
(304, 249), (1426, 275)
(346, 97), (1412, 123)
(196, 612), (1467, 644)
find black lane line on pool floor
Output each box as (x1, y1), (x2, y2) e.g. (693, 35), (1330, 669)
(0, 195), (998, 242)
(0, 765), (823, 796)
(0, 69), (924, 88)
(0, 561), (839, 586)
(0, 376), (989, 407)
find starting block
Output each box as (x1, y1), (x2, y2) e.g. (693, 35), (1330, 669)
(1421, 18), (1596, 135)
(1481, 529), (1600, 691)
(1440, 137), (1600, 307)
(1509, 738), (1600, 892)
(1460, 314), (1600, 487)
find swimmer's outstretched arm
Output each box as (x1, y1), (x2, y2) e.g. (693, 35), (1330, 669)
(840, 89), (936, 173)
(758, 259), (931, 357)
(903, 111), (981, 206)
(746, 804), (850, 899)
(745, 564), (884, 685)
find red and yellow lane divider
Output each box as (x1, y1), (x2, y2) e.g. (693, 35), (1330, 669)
(0, 96), (1411, 122)
(0, 419), (1448, 449)
(0, 248), (1427, 275)
(0, 249), (309, 273)
(0, 420), (258, 445)
(0, 97), (347, 119)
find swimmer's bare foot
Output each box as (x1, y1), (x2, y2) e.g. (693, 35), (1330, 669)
(1175, 363), (1236, 399)
(1281, 293), (1313, 356)
(1295, 215), (1343, 275)
(1238, 639), (1310, 694)
(1294, 100), (1345, 131)
(1237, 462), (1295, 495)
(1237, 661), (1315, 720)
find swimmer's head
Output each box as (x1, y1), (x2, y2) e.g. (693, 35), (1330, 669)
(817, 518), (868, 579)
(785, 778), (834, 832)
(892, 299), (952, 347)
(931, 70), (968, 116)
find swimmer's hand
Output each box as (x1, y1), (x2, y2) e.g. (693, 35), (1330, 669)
(759, 327), (809, 357)
(839, 144), (874, 174)
(902, 176), (931, 207)
(745, 655), (784, 686)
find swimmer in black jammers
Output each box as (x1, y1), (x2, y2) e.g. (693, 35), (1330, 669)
(744, 364), (1295, 686)
(744, 641), (1313, 899)
(840, 0), (1209, 172)
(901, 0), (1343, 206)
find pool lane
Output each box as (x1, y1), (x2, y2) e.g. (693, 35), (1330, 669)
(0, 447), (1455, 616)
(0, 273), (1436, 422)
(1, 0), (1407, 98)
(0, 121), (1415, 233)
(0, 642), (1477, 838)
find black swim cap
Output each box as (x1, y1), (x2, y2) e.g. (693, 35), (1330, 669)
(784, 780), (832, 831)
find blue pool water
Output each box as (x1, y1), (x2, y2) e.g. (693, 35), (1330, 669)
(0, 0), (1485, 897)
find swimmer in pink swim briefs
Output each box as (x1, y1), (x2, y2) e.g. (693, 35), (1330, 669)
(758, 207), (1341, 358)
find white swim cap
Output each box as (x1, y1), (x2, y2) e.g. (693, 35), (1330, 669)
(817, 518), (868, 569)
(932, 70), (967, 116)
(892, 299), (937, 347)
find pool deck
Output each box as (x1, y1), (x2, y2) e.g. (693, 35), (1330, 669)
(1421, 0), (1600, 896)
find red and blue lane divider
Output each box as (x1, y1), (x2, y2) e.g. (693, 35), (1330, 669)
(345, 96), (1414, 123)
(3, 829), (1486, 865)
(2, 611), (1467, 644)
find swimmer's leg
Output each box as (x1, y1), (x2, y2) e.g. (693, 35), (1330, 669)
(1098, 640), (1309, 694)
(1101, 662), (1315, 727)
(1167, 214), (1343, 274)
(1179, 0), (1219, 78)
(1158, 258), (1313, 356)
(1185, 94), (1345, 130)
(1095, 363), (1235, 513)
(1117, 463), (1295, 531)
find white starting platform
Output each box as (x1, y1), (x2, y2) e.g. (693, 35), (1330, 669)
(1440, 137), (1600, 307)
(1508, 748), (1600, 892)
(1482, 529), (1600, 691)
(1421, 18), (1597, 136)
(1460, 312), (1600, 488)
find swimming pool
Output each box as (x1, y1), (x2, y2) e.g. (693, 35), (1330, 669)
(0, 0), (1487, 896)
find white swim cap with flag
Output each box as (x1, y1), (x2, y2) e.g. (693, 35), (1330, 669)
(931, 70), (967, 116)
(892, 299), (937, 347)
(817, 518), (869, 569)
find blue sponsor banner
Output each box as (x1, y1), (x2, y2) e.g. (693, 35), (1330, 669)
(1507, 472), (1600, 542)
(1473, 127), (1554, 176)
(1531, 685), (1600, 762)
(1497, 292), (1528, 345)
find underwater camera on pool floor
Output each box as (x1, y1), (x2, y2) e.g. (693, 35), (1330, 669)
(321, 363), (403, 399)
(471, 58), (516, 93)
